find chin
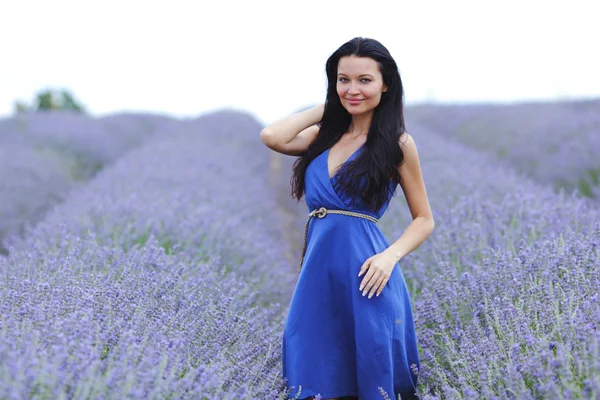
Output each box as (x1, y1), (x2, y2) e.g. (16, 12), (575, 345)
(346, 105), (372, 115)
(344, 104), (362, 112)
(349, 110), (363, 115)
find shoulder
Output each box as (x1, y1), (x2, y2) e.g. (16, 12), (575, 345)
(398, 131), (418, 156)
(396, 131), (422, 177)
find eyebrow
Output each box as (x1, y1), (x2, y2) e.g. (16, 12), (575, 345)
(337, 73), (374, 78)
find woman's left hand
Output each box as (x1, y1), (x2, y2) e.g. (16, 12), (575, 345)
(358, 251), (398, 299)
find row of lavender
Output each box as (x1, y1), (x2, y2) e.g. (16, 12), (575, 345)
(272, 118), (599, 398)
(381, 124), (599, 399)
(0, 111), (178, 255)
(0, 110), (297, 399)
(406, 99), (600, 199)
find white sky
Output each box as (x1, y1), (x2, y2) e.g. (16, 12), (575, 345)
(1, 0), (599, 125)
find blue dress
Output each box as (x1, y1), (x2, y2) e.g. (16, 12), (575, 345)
(282, 144), (420, 400)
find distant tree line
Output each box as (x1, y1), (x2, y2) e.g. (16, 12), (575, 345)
(14, 88), (86, 114)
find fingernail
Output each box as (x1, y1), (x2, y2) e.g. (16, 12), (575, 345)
(368, 294), (372, 299)
(359, 286), (363, 291)
(362, 291), (366, 296)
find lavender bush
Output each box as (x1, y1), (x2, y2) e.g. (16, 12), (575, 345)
(379, 125), (600, 399)
(0, 144), (74, 255)
(2, 111), (177, 177)
(0, 111), (178, 253)
(413, 228), (599, 399)
(6, 110), (296, 300)
(380, 124), (597, 293)
(0, 110), (296, 399)
(406, 99), (600, 199)
(0, 237), (287, 399)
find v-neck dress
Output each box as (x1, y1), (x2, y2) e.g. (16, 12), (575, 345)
(282, 145), (420, 400)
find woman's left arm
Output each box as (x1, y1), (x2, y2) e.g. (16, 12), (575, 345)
(383, 132), (435, 262)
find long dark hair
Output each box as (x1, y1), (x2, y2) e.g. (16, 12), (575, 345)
(290, 37), (407, 212)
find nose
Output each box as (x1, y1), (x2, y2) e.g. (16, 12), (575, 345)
(348, 84), (360, 94)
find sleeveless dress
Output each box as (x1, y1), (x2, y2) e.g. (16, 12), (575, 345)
(282, 144), (420, 400)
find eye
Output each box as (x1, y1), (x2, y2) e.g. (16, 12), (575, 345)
(338, 77), (372, 83)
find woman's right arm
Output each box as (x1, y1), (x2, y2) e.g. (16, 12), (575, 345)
(260, 104), (324, 156)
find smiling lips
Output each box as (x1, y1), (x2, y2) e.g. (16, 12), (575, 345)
(347, 98), (363, 105)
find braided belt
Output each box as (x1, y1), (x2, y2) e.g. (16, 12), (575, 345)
(298, 207), (379, 273)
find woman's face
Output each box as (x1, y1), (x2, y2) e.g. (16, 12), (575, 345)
(336, 55), (388, 115)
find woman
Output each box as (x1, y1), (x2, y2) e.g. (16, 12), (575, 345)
(260, 37), (434, 400)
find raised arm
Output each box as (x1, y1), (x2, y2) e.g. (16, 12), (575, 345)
(259, 104), (324, 156)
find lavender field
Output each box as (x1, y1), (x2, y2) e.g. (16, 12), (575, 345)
(0, 111), (178, 255)
(406, 99), (600, 199)
(0, 102), (599, 399)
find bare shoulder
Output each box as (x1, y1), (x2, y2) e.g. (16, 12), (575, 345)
(398, 131), (418, 157)
(396, 131), (433, 221)
(398, 132), (422, 188)
(396, 130), (423, 181)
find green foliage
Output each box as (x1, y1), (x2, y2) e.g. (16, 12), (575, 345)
(13, 88), (86, 114)
(13, 100), (29, 114)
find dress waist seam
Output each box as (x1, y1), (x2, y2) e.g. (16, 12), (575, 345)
(298, 207), (379, 273)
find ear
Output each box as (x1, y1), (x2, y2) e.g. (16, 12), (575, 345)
(383, 84), (388, 92)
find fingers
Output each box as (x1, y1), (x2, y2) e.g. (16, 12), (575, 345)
(363, 273), (386, 299)
(358, 256), (372, 277)
(369, 274), (386, 298)
(359, 266), (376, 294)
(360, 269), (390, 299)
(358, 257), (391, 299)
(358, 268), (376, 296)
(360, 269), (382, 298)
(375, 274), (389, 297)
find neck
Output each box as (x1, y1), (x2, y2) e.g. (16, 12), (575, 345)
(349, 112), (373, 137)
